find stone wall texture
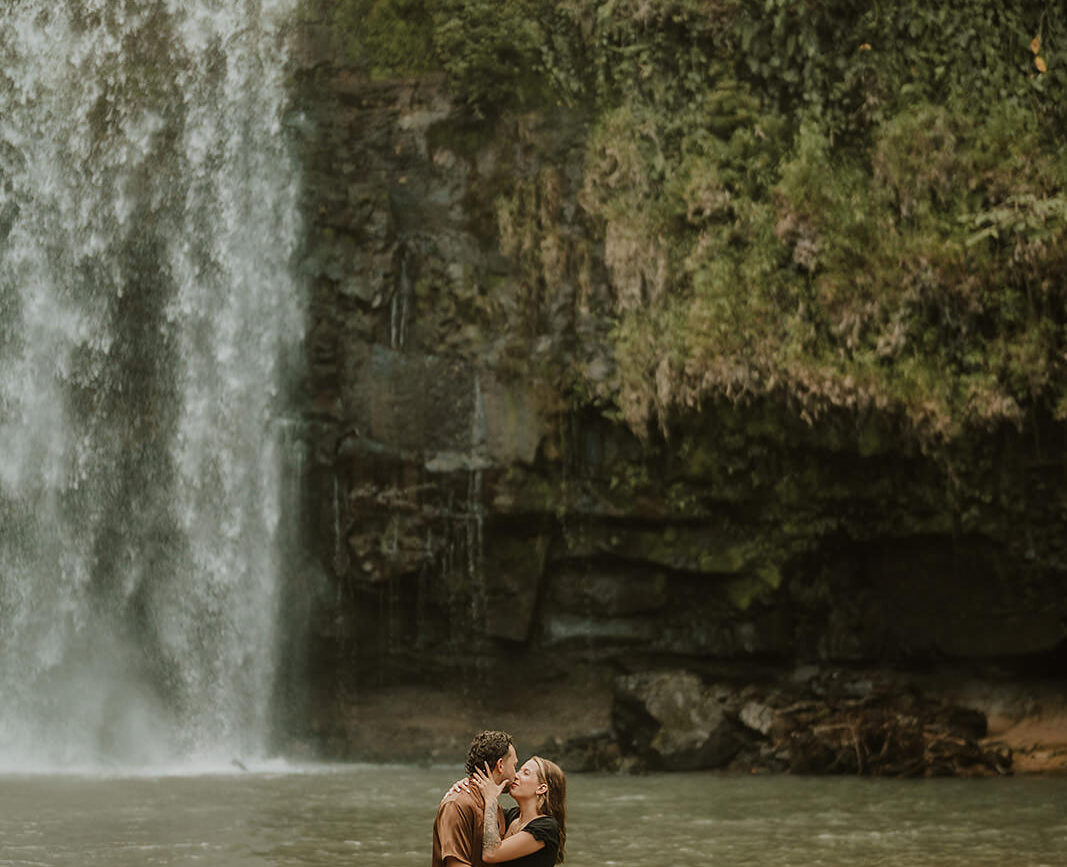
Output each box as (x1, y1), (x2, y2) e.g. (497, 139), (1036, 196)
(282, 18), (1067, 768)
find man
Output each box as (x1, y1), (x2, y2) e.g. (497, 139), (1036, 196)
(432, 730), (518, 867)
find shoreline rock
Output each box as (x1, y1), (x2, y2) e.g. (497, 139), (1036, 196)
(613, 671), (743, 771)
(298, 664), (1067, 777)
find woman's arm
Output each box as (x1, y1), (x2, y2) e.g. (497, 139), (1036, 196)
(482, 814), (545, 864)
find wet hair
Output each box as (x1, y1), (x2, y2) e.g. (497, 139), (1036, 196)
(465, 730), (514, 777)
(531, 756), (567, 863)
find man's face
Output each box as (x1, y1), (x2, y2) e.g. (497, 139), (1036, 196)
(496, 744), (518, 791)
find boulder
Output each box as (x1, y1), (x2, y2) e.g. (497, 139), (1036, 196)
(612, 670), (742, 770)
(537, 730), (622, 772)
(739, 700), (776, 737)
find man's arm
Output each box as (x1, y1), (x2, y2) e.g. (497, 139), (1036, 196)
(483, 800), (502, 853)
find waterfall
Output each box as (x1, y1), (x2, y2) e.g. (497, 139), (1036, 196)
(0, 0), (303, 769)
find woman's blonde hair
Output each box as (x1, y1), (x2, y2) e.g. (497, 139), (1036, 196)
(531, 756), (567, 863)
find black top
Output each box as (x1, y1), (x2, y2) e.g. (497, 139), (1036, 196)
(501, 806), (560, 867)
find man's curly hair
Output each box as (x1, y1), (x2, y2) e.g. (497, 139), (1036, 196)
(465, 730), (513, 776)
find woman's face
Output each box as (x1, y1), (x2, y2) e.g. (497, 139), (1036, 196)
(510, 759), (544, 800)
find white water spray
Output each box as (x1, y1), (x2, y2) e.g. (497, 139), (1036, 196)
(0, 0), (303, 770)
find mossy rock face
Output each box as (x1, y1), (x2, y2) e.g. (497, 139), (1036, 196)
(290, 4), (1067, 712)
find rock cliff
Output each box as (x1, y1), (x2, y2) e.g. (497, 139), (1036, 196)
(282, 5), (1067, 774)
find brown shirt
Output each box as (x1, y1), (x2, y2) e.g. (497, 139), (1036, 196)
(431, 786), (506, 867)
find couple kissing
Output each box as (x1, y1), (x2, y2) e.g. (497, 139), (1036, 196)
(431, 730), (567, 867)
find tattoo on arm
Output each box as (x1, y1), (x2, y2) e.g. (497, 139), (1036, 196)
(483, 804), (502, 854)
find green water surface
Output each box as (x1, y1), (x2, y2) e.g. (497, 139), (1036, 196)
(0, 766), (1063, 866)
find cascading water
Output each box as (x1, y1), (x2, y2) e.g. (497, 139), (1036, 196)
(0, 0), (303, 769)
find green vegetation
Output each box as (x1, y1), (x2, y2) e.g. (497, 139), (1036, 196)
(324, 0), (1066, 445)
(326, 0), (549, 107)
(326, 0), (438, 77)
(573, 0), (1067, 443)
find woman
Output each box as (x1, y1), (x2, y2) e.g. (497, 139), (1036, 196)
(472, 755), (566, 865)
